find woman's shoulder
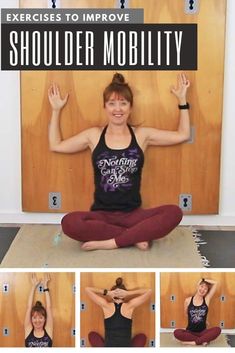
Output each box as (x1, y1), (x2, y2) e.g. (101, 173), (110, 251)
(131, 125), (145, 133)
(83, 126), (104, 146)
(85, 126), (103, 135)
(185, 296), (192, 304)
(131, 125), (155, 140)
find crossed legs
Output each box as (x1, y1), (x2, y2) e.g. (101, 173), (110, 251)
(62, 205), (183, 250)
(88, 331), (147, 347)
(174, 327), (221, 346)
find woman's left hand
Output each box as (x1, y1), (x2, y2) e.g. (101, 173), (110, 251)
(43, 273), (51, 288)
(170, 73), (190, 104)
(113, 288), (128, 299)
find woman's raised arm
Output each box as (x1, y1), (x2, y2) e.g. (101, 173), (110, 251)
(24, 274), (41, 338)
(43, 274), (53, 339)
(48, 83), (99, 153)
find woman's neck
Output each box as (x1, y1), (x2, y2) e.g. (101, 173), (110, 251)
(194, 293), (204, 301)
(33, 328), (44, 336)
(107, 123), (129, 135)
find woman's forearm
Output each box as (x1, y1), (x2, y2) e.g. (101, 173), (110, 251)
(44, 290), (52, 309)
(27, 285), (36, 308)
(127, 288), (152, 296)
(85, 287), (112, 296)
(49, 110), (63, 151)
(177, 108), (190, 140)
(25, 285), (37, 327)
(204, 278), (217, 285)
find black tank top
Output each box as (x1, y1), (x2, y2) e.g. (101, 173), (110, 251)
(91, 125), (144, 211)
(186, 296), (208, 332)
(25, 329), (53, 347)
(104, 303), (132, 347)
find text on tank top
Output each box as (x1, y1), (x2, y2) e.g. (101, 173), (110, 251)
(187, 296), (208, 332)
(91, 125), (144, 211)
(25, 329), (53, 347)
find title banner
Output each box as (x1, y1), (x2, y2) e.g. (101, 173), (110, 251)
(1, 8), (144, 24)
(1, 9), (197, 71)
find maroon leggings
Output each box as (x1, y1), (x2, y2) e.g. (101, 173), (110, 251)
(61, 204), (183, 247)
(174, 327), (221, 345)
(88, 331), (147, 347)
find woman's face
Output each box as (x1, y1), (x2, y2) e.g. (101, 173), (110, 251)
(31, 311), (46, 329)
(104, 92), (132, 125)
(197, 283), (209, 297)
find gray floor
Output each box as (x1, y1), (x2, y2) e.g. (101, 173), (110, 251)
(0, 227), (19, 263)
(227, 335), (235, 347)
(198, 230), (235, 268)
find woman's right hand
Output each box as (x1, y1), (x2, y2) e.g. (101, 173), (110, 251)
(112, 288), (129, 299)
(107, 290), (116, 299)
(48, 83), (69, 112)
(31, 273), (41, 288)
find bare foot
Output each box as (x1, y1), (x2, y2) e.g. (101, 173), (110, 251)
(81, 239), (118, 251)
(135, 241), (150, 251)
(181, 341), (196, 346)
(202, 342), (208, 346)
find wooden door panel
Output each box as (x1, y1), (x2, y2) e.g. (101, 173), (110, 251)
(20, 0), (226, 214)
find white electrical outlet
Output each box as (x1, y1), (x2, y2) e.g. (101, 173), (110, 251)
(185, 0), (200, 14)
(220, 321), (225, 328)
(170, 294), (176, 302)
(3, 327), (10, 336)
(49, 192), (61, 209)
(81, 302), (86, 311)
(179, 194), (192, 211)
(2, 283), (9, 293)
(48, 0), (60, 8)
(81, 338), (86, 347)
(116, 0), (129, 9)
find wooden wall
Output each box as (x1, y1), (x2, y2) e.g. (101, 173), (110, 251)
(20, 0), (226, 214)
(80, 272), (155, 347)
(0, 272), (75, 347)
(160, 272), (235, 329)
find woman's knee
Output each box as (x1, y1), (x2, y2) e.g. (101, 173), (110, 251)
(61, 213), (72, 235)
(196, 327), (221, 345)
(61, 212), (80, 236)
(173, 329), (184, 339)
(156, 205), (183, 231)
(165, 205), (183, 225)
(131, 333), (147, 347)
(88, 331), (104, 347)
(212, 327), (221, 338)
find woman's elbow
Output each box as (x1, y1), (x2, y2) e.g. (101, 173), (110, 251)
(49, 143), (60, 152)
(179, 132), (190, 143)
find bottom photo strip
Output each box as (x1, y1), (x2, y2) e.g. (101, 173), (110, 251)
(0, 270), (235, 350)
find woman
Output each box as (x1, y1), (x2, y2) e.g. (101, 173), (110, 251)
(48, 72), (190, 250)
(85, 277), (152, 347)
(24, 273), (53, 347)
(174, 278), (221, 346)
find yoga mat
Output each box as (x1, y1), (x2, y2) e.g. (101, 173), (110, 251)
(160, 333), (230, 347)
(1, 225), (204, 268)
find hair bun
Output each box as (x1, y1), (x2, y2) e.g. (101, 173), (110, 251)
(35, 301), (42, 307)
(112, 73), (125, 85)
(110, 277), (127, 291)
(116, 277), (123, 286)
